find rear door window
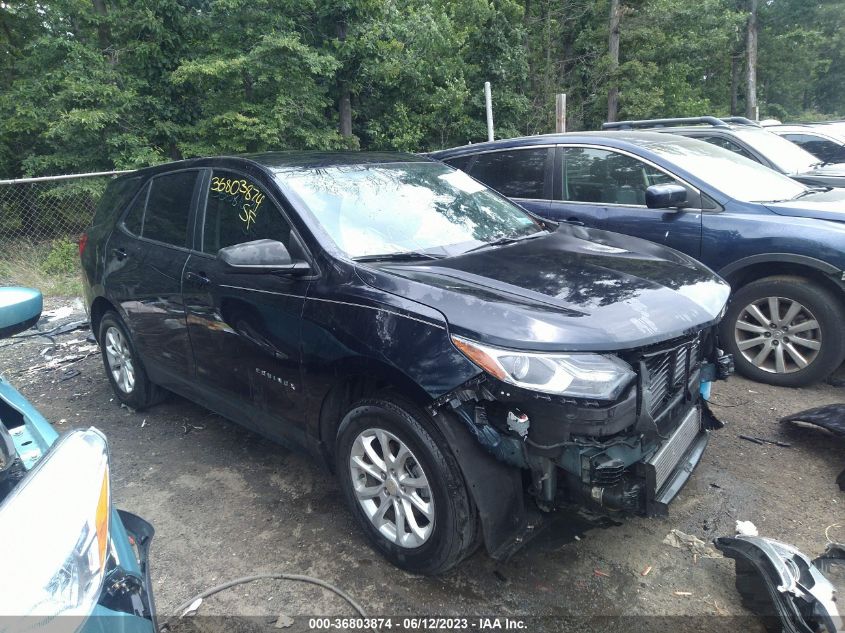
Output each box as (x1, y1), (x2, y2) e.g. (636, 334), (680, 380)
(142, 171), (199, 247)
(202, 170), (293, 255)
(562, 147), (675, 205)
(469, 148), (551, 199)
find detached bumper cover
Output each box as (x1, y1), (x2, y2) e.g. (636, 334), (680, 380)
(715, 535), (843, 633)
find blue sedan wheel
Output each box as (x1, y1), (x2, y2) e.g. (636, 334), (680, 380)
(722, 276), (845, 387)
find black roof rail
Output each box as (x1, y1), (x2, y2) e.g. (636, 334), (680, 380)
(721, 116), (761, 127)
(602, 116), (729, 130)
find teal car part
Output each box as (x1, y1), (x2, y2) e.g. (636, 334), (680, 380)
(0, 288), (156, 633)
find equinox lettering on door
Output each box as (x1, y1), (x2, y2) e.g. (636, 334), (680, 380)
(254, 367), (297, 391)
(209, 176), (266, 230)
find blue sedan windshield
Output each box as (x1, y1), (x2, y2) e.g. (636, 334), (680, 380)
(645, 136), (808, 203)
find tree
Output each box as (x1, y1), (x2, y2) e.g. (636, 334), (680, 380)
(0, 0), (841, 180)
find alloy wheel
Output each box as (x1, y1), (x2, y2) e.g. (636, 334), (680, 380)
(104, 326), (136, 393)
(734, 296), (822, 375)
(349, 428), (434, 548)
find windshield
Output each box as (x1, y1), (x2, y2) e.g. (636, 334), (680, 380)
(732, 128), (821, 174)
(645, 136), (809, 203)
(275, 161), (542, 258)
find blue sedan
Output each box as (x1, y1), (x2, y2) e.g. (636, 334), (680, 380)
(432, 132), (845, 387)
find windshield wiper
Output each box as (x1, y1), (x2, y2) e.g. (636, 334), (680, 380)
(353, 251), (444, 263)
(462, 230), (548, 255)
(791, 187), (830, 200)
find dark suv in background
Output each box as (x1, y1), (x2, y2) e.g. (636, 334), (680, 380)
(432, 132), (845, 387)
(602, 116), (845, 189)
(81, 152), (730, 574)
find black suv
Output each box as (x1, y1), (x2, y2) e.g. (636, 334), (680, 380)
(602, 116), (845, 189)
(81, 152), (730, 574)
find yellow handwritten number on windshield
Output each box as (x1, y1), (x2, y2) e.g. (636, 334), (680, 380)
(210, 176), (266, 230)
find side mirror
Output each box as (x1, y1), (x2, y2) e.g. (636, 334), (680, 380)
(646, 184), (688, 210)
(217, 239), (310, 274)
(0, 287), (43, 339)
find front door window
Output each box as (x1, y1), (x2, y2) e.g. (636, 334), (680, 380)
(562, 147), (675, 205)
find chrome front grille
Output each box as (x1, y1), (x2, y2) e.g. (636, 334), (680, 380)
(648, 407), (701, 491)
(644, 336), (700, 419)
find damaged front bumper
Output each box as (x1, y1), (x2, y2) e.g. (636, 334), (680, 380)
(84, 509), (158, 633)
(432, 329), (731, 560)
(715, 536), (843, 633)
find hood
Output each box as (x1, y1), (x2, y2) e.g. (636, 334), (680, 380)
(357, 225), (730, 352)
(794, 164), (845, 189)
(765, 187), (845, 222)
(805, 162), (845, 177)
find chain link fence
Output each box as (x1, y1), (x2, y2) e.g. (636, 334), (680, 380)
(0, 171), (132, 243)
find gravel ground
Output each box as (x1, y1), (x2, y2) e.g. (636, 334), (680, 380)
(2, 297), (843, 633)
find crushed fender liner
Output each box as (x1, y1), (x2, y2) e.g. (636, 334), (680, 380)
(714, 535), (843, 633)
(432, 404), (543, 561)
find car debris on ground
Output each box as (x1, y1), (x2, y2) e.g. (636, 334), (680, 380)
(715, 535), (844, 633)
(781, 404), (845, 491)
(662, 529), (723, 559)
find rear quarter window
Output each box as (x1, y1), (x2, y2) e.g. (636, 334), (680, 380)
(442, 155), (472, 172)
(469, 148), (550, 199)
(91, 176), (143, 227)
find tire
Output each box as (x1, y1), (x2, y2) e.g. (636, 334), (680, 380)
(335, 395), (479, 575)
(98, 311), (166, 410)
(720, 276), (845, 387)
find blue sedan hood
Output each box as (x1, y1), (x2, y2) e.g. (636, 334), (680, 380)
(765, 188), (845, 222)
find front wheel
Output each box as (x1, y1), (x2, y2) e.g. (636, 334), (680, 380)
(335, 396), (479, 574)
(720, 276), (845, 387)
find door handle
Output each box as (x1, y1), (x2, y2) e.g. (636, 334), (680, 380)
(185, 271), (211, 285)
(111, 247), (128, 261)
(565, 218), (585, 226)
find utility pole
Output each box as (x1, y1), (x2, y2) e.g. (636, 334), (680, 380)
(484, 81), (494, 142)
(607, 0), (621, 122)
(745, 0), (758, 120)
(555, 94), (567, 133)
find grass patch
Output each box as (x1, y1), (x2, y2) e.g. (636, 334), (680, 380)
(0, 240), (82, 297)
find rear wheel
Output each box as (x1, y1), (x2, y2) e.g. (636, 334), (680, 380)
(98, 312), (165, 410)
(335, 396), (479, 574)
(721, 276), (845, 387)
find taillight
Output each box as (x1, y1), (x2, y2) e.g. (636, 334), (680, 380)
(78, 232), (88, 257)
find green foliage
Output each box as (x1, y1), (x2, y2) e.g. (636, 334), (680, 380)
(42, 239), (80, 276)
(0, 241), (82, 297)
(0, 0), (842, 178)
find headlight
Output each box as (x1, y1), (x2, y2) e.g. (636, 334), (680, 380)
(0, 428), (110, 625)
(452, 335), (635, 400)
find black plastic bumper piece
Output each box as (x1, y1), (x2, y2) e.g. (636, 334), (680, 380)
(435, 411), (537, 561)
(116, 510), (158, 632)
